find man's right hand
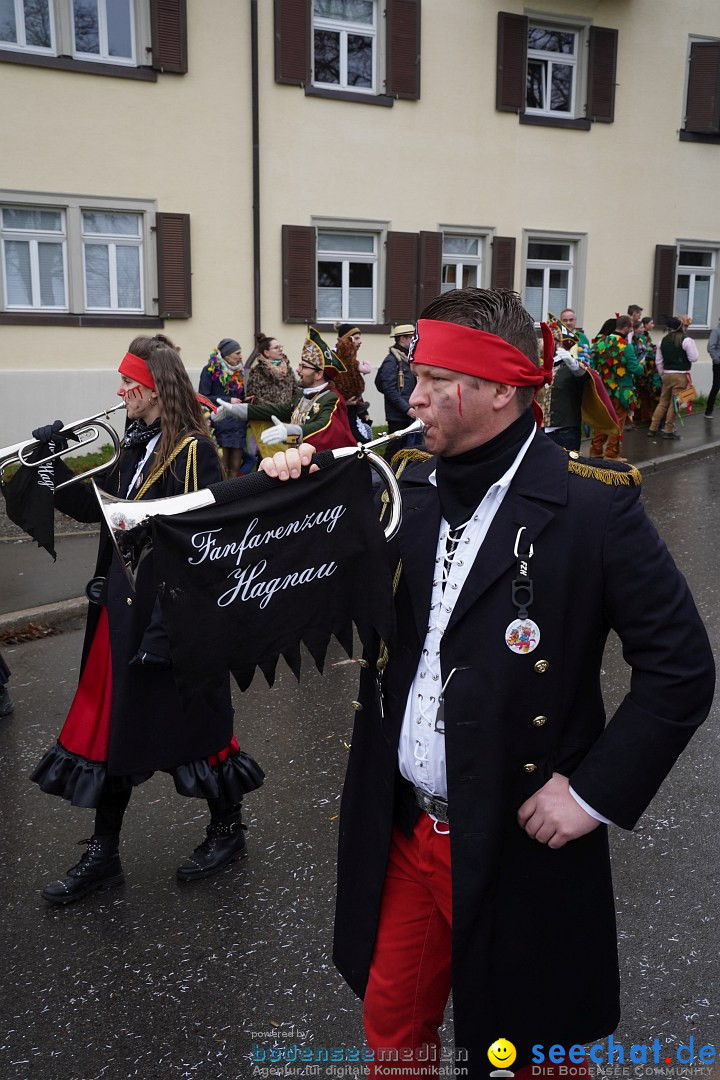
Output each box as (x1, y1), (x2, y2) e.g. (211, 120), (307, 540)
(259, 444), (318, 481)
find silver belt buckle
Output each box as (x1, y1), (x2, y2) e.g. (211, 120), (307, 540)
(414, 787), (449, 825)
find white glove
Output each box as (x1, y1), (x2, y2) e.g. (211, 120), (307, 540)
(214, 401), (248, 422)
(260, 415), (303, 446)
(554, 347), (581, 374)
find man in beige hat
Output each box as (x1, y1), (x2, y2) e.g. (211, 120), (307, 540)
(374, 323), (424, 452)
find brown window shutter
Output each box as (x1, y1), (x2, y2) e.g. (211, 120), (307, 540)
(652, 245), (678, 324)
(417, 231), (441, 313)
(685, 41), (720, 134)
(587, 26), (618, 123)
(155, 213), (191, 318)
(274, 0), (310, 86)
(491, 236), (516, 290)
(386, 0), (421, 100)
(385, 232), (419, 324)
(496, 12), (527, 113)
(150, 0), (188, 73)
(282, 225), (316, 323)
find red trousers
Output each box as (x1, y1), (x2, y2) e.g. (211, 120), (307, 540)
(364, 814), (591, 1080)
(364, 814), (452, 1078)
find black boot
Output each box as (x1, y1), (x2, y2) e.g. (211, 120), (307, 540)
(41, 835), (124, 905)
(176, 813), (247, 881)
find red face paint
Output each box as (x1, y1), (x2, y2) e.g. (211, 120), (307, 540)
(456, 383), (463, 417)
(119, 384), (142, 401)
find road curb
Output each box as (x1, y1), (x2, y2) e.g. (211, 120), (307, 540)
(0, 597), (87, 637)
(629, 435), (720, 473)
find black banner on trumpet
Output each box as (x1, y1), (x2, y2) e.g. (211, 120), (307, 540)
(0, 435), (64, 559)
(151, 455), (394, 704)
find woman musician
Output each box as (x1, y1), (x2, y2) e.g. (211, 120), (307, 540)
(30, 334), (263, 904)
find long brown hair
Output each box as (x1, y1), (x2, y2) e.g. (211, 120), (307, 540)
(126, 334), (218, 475)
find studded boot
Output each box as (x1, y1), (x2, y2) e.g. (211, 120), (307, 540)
(41, 834), (125, 905)
(176, 807), (247, 881)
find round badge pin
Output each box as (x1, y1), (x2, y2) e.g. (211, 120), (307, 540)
(505, 618), (540, 654)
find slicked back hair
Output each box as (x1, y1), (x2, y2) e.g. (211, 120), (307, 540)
(419, 288), (540, 411)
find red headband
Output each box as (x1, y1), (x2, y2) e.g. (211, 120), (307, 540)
(409, 319), (551, 387)
(118, 352), (155, 390)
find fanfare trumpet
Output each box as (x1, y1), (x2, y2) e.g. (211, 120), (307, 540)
(96, 419), (425, 590)
(0, 403), (126, 492)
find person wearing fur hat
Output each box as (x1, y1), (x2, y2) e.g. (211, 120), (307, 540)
(214, 328), (356, 452)
(332, 323), (373, 442)
(375, 323), (424, 453)
(198, 338), (250, 477)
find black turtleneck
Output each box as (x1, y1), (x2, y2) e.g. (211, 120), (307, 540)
(435, 408), (535, 528)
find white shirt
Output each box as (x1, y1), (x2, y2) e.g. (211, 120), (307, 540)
(125, 434), (160, 497)
(396, 425), (611, 825)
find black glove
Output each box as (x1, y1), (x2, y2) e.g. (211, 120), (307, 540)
(129, 650), (171, 670)
(32, 420), (65, 444)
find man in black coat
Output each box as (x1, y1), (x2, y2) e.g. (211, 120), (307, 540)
(374, 323), (423, 453)
(261, 288), (714, 1080)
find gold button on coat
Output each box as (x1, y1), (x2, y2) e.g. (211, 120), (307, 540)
(351, 701), (363, 711)
(532, 715), (547, 727)
(534, 659), (549, 673)
(523, 763), (538, 773)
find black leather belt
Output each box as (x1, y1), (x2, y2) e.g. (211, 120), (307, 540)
(414, 787), (449, 825)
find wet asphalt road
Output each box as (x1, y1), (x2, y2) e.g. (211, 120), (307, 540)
(1, 454), (719, 1079)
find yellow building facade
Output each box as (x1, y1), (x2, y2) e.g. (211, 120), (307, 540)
(1, 0), (719, 442)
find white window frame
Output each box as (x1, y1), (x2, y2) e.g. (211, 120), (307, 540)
(0, 0), (56, 53)
(82, 211), (144, 313)
(71, 0), (136, 65)
(314, 218), (386, 325)
(0, 0), (151, 66)
(0, 190), (157, 316)
(312, 0), (377, 95)
(675, 245), (717, 330)
(525, 13), (589, 120)
(440, 229), (492, 293)
(0, 206), (68, 310)
(522, 230), (587, 327)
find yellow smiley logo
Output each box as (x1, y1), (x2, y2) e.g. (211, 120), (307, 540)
(488, 1039), (517, 1070)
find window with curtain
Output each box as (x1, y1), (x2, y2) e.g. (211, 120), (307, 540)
(82, 210), (142, 311)
(317, 230), (376, 323)
(441, 235), (484, 293)
(524, 240), (574, 324)
(1, 205), (67, 309)
(675, 249), (715, 328)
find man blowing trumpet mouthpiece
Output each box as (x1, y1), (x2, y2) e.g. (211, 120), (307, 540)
(260, 287), (714, 1078)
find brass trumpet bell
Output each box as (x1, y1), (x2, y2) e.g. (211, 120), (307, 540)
(0, 404), (126, 491)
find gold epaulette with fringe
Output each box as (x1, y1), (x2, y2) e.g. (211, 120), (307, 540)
(379, 448), (432, 522)
(388, 447), (433, 472)
(566, 452), (642, 487)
